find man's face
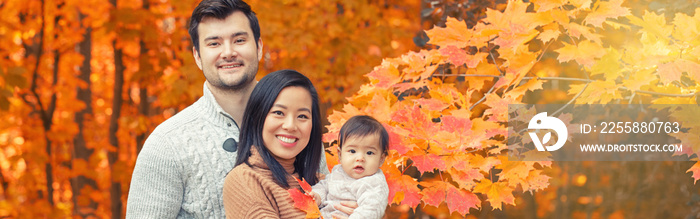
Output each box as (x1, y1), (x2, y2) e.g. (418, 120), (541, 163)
(193, 11), (262, 91)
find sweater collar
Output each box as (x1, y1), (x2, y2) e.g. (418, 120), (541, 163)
(249, 146), (296, 175)
(199, 83), (237, 128)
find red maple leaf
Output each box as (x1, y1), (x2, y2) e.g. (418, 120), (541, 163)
(410, 153), (446, 173)
(287, 176), (322, 218)
(446, 185), (480, 215)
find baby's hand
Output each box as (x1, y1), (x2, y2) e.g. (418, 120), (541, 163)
(310, 191), (322, 206)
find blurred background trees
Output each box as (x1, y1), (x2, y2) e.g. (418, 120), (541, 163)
(1, 0), (699, 218)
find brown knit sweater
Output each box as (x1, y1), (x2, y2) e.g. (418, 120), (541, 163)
(223, 147), (307, 219)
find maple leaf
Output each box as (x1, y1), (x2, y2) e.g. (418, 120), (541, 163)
(425, 17), (473, 48)
(622, 68), (655, 91)
(687, 161), (700, 184)
(413, 98), (449, 112)
(386, 170), (422, 208)
(473, 179), (516, 210)
(287, 176), (322, 218)
(484, 94), (513, 122)
(469, 154), (502, 173)
(583, 0), (630, 27)
(410, 153), (446, 173)
(589, 48), (622, 80)
(446, 185), (480, 215)
(448, 168), (484, 190)
(419, 181), (448, 208)
(555, 40), (606, 67)
(538, 23), (561, 44)
(366, 65), (400, 89)
(531, 0), (566, 12)
(521, 169), (551, 192)
(658, 59), (700, 85)
(439, 45), (467, 67)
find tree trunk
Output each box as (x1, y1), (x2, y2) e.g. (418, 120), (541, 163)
(108, 40), (124, 219)
(136, 0), (151, 155)
(71, 12), (98, 217)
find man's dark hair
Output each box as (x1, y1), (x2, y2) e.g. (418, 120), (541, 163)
(188, 0), (261, 53)
(338, 115), (390, 156)
(235, 69), (323, 188)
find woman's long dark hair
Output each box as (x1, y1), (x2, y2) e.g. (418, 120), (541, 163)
(235, 69), (322, 188)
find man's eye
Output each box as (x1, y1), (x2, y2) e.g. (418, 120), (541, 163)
(235, 38), (246, 43)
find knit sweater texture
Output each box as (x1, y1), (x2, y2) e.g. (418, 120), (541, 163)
(223, 147), (307, 219)
(311, 165), (389, 219)
(126, 84), (329, 218)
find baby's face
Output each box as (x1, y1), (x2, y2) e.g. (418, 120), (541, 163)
(338, 133), (386, 179)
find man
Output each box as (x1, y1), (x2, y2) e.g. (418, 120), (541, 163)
(125, 0), (336, 218)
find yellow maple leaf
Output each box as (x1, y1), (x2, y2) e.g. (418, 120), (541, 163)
(555, 40), (606, 67)
(583, 0), (630, 27)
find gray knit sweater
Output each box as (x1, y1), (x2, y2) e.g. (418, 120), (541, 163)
(125, 84), (329, 218)
(312, 165), (389, 219)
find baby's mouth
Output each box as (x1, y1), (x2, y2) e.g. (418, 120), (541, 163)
(353, 165), (365, 173)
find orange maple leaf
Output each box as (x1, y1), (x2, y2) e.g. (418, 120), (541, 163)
(425, 17), (473, 48)
(473, 179), (515, 210)
(439, 45), (467, 67)
(687, 161), (700, 184)
(386, 168), (422, 208)
(287, 176), (322, 218)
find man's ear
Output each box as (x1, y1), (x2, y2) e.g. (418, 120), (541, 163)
(193, 46), (202, 70)
(256, 38), (263, 62)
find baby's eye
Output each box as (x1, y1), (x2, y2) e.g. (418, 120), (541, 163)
(366, 151), (375, 155)
(349, 149), (356, 153)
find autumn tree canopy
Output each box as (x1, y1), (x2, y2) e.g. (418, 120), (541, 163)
(1, 0), (699, 218)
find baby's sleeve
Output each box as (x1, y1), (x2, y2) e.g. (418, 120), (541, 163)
(311, 178), (329, 207)
(348, 171), (390, 219)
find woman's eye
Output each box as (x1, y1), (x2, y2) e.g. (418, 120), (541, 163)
(271, 111), (283, 116)
(298, 114), (309, 119)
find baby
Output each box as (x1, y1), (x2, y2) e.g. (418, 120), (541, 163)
(312, 115), (390, 219)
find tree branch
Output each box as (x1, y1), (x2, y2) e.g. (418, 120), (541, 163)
(430, 74), (698, 98)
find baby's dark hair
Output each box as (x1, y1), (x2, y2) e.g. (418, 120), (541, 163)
(338, 115), (389, 155)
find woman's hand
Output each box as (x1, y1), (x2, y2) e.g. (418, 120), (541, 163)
(331, 201), (358, 218)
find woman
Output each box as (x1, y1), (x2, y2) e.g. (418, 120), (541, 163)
(223, 69), (323, 218)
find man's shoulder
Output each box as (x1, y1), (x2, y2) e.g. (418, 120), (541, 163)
(149, 102), (205, 137)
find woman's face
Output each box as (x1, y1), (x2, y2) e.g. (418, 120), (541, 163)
(262, 86), (313, 160)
